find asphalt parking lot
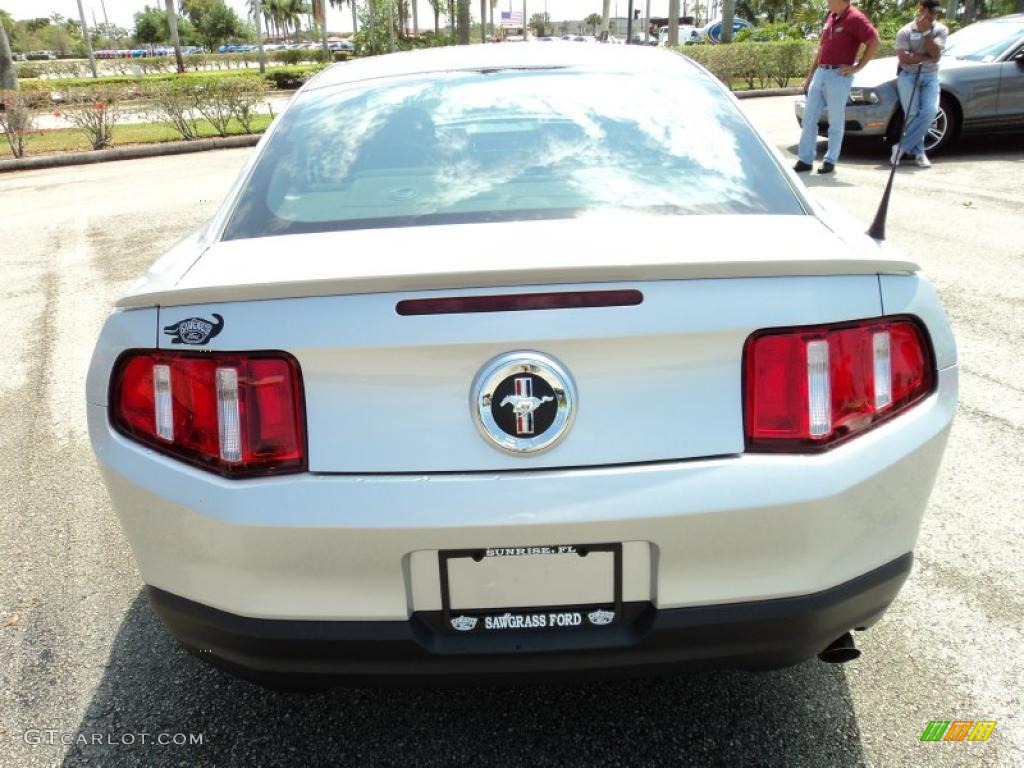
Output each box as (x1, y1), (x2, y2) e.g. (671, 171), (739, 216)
(1, 95), (1021, 767)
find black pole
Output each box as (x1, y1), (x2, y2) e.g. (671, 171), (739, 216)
(867, 64), (923, 241)
(626, 0), (635, 41)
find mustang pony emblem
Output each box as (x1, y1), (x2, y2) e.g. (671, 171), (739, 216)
(163, 314), (224, 345)
(500, 377), (554, 435)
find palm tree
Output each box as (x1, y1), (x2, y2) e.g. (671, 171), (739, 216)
(0, 17), (17, 90)
(428, 0), (441, 33)
(720, 0), (735, 42)
(165, 0), (184, 73)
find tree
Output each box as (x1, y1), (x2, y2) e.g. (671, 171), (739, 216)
(584, 12), (602, 33)
(0, 15), (16, 91)
(530, 12), (551, 35)
(720, 0), (736, 42)
(134, 5), (168, 44)
(457, 0), (470, 42)
(427, 0), (442, 33)
(166, 0), (185, 73)
(182, 0), (246, 49)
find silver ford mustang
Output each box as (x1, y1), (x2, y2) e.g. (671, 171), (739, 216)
(87, 43), (958, 688)
(795, 14), (1024, 153)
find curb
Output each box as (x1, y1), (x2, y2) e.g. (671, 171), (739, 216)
(0, 134), (261, 174)
(734, 87), (803, 99)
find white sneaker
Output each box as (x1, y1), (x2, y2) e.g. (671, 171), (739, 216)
(891, 144), (903, 165)
(915, 153), (931, 168)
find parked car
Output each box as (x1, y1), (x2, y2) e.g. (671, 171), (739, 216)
(795, 13), (1024, 154)
(27, 50), (58, 60)
(328, 40), (355, 52)
(658, 25), (703, 45)
(630, 33), (659, 45)
(88, 43), (957, 689)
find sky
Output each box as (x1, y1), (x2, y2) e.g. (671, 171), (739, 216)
(1, 0), (690, 34)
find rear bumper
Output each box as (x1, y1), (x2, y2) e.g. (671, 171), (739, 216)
(150, 553), (911, 684)
(88, 365), (957, 622)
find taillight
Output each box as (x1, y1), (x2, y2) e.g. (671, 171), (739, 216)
(744, 317), (934, 452)
(111, 351), (306, 477)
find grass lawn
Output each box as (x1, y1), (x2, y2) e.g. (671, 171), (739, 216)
(3, 115), (273, 158)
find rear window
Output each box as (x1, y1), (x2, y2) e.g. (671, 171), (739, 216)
(222, 63), (804, 240)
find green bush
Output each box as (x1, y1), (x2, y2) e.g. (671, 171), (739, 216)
(145, 79), (204, 140)
(272, 48), (307, 65)
(263, 65), (326, 89)
(59, 87), (122, 150)
(0, 90), (35, 158)
(143, 75), (272, 140)
(735, 23), (805, 42)
(14, 62), (43, 79)
(193, 75), (269, 137)
(680, 40), (893, 90)
(18, 66), (321, 104)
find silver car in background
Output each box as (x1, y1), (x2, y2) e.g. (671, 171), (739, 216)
(795, 14), (1024, 153)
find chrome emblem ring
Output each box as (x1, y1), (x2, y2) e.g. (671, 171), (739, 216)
(471, 351), (576, 455)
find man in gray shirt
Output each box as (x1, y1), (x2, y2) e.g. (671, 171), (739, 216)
(892, 0), (948, 167)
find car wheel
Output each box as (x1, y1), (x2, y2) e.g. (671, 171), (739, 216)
(923, 94), (959, 154)
(886, 93), (960, 155)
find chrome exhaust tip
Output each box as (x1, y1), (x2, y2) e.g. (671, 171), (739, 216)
(818, 632), (861, 664)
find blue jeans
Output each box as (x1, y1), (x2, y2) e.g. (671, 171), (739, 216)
(799, 67), (854, 165)
(896, 69), (940, 157)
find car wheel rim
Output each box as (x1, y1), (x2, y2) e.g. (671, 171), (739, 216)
(924, 107), (948, 151)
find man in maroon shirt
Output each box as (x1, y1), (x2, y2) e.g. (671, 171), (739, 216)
(795, 0), (880, 174)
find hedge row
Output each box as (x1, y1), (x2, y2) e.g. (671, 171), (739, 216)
(15, 65), (326, 108)
(3, 75), (272, 157)
(679, 39), (897, 90)
(15, 50), (335, 80)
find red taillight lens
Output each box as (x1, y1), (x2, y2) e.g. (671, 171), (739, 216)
(111, 351), (306, 477)
(744, 317), (934, 452)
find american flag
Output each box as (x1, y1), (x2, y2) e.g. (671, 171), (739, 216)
(500, 10), (524, 27)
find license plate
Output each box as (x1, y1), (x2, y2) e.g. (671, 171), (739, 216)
(439, 543), (622, 633)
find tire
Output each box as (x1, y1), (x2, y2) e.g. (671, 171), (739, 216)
(886, 93), (960, 155)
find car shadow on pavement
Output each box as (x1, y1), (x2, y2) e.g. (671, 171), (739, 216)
(59, 592), (866, 767)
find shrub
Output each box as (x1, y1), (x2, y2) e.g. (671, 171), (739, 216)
(735, 23), (805, 42)
(681, 39), (895, 90)
(191, 76), (269, 137)
(263, 65), (325, 89)
(14, 62), (44, 79)
(682, 41), (816, 90)
(49, 60), (87, 78)
(0, 90), (35, 158)
(146, 79), (203, 140)
(221, 76), (269, 133)
(272, 48), (307, 66)
(144, 75), (271, 139)
(58, 88), (121, 150)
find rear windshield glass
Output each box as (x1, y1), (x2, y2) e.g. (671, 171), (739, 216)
(222, 64), (804, 240)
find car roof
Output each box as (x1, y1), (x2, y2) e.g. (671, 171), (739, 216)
(304, 43), (705, 91)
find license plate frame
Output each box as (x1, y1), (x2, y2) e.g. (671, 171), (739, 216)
(438, 543), (623, 633)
